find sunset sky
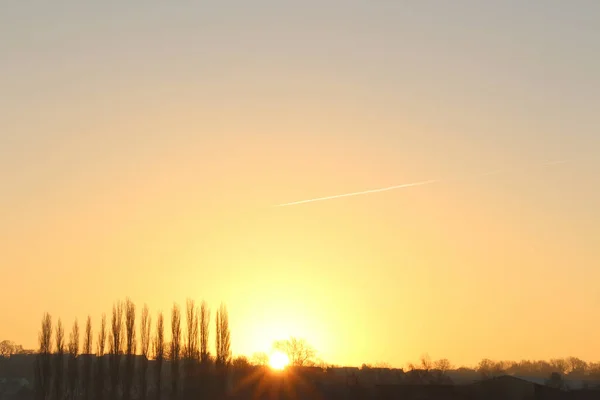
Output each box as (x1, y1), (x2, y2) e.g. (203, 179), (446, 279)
(1, 1), (599, 368)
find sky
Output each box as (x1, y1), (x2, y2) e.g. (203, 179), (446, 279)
(1, 0), (599, 368)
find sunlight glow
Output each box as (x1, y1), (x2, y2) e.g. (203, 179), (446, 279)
(269, 351), (290, 370)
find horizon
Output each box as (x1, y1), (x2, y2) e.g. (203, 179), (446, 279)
(1, 0), (599, 370)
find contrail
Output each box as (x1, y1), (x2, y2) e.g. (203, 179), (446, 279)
(274, 179), (438, 207)
(273, 159), (568, 208)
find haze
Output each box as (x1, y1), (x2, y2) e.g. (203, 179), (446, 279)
(1, 0), (599, 368)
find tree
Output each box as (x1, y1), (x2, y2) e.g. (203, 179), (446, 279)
(183, 299), (199, 399)
(549, 358), (568, 375)
(420, 354), (433, 371)
(139, 305), (151, 400)
(199, 301), (210, 365)
(566, 356), (587, 377)
(55, 318), (65, 400)
(215, 303), (231, 367)
(273, 337), (315, 367)
(185, 299), (199, 361)
(109, 301), (124, 400)
(434, 358), (452, 373)
(95, 314), (107, 400)
(250, 352), (269, 366)
(0, 340), (25, 358)
(215, 303), (231, 397)
(153, 312), (165, 400)
(170, 304), (182, 400)
(81, 316), (93, 400)
(124, 299), (137, 400)
(430, 358), (453, 384)
(67, 320), (80, 400)
(587, 362), (600, 379)
(232, 356), (250, 369)
(35, 313), (53, 400)
(477, 358), (503, 379)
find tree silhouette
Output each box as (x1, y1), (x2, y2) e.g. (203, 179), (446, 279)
(35, 313), (52, 400)
(215, 303), (231, 367)
(232, 355), (250, 369)
(0, 340), (25, 358)
(82, 316), (93, 400)
(153, 312), (165, 400)
(199, 301), (210, 366)
(250, 352), (269, 366)
(139, 305), (151, 400)
(185, 299), (199, 361)
(183, 299), (199, 399)
(124, 298), (136, 400)
(566, 356), (587, 376)
(273, 337), (315, 367)
(95, 314), (107, 400)
(215, 303), (231, 397)
(109, 301), (124, 400)
(420, 354), (433, 371)
(549, 358), (568, 375)
(54, 318), (65, 400)
(67, 319), (80, 400)
(170, 304), (182, 400)
(434, 358), (452, 372)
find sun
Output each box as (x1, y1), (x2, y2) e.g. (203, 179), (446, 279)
(269, 350), (290, 370)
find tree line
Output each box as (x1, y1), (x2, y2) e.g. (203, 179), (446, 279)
(33, 298), (231, 400)
(392, 354), (600, 387)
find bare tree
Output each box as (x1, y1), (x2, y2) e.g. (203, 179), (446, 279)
(35, 313), (53, 400)
(434, 358), (452, 373)
(170, 304), (182, 400)
(82, 317), (92, 400)
(67, 320), (80, 400)
(477, 358), (500, 379)
(0, 340), (25, 358)
(183, 299), (199, 398)
(185, 299), (199, 361)
(55, 318), (65, 400)
(250, 352), (269, 367)
(420, 354), (433, 371)
(215, 303), (231, 367)
(566, 356), (587, 377)
(232, 356), (250, 369)
(214, 303), (231, 397)
(95, 314), (107, 400)
(153, 313), (165, 400)
(123, 299), (136, 400)
(273, 337), (314, 367)
(550, 358), (568, 375)
(109, 301), (124, 400)
(199, 302), (210, 365)
(139, 305), (151, 400)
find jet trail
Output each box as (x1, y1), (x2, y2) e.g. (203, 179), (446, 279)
(274, 179), (438, 207)
(273, 159), (568, 208)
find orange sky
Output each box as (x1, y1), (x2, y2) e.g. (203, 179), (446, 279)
(1, 1), (599, 368)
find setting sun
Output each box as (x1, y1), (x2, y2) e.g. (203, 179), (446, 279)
(269, 351), (290, 370)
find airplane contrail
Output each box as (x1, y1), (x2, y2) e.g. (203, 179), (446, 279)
(274, 179), (438, 207)
(273, 159), (568, 208)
